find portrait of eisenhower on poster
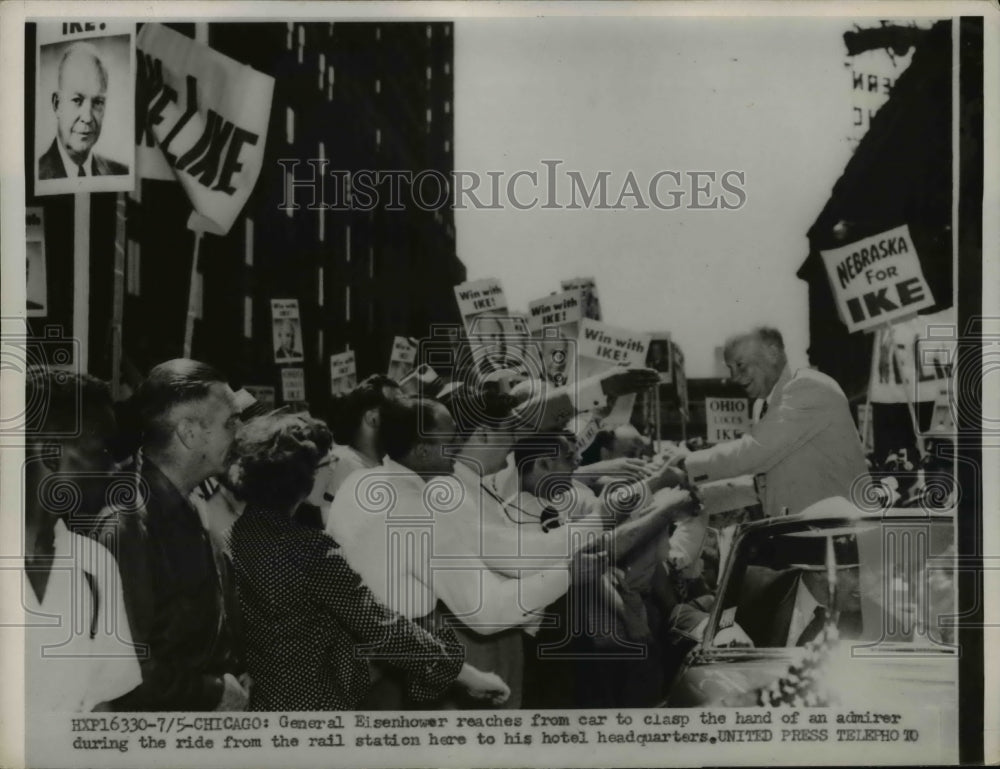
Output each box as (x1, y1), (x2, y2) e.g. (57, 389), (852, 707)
(34, 22), (135, 196)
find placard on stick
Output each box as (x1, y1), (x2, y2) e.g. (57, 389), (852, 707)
(388, 336), (417, 381)
(646, 333), (673, 383)
(271, 298), (304, 364)
(705, 397), (750, 443)
(281, 368), (305, 403)
(34, 21), (136, 196)
(330, 350), (357, 396)
(454, 278), (508, 332)
(561, 276), (602, 321)
(243, 385), (276, 411)
(527, 289), (584, 385)
(819, 224), (934, 333)
(577, 319), (650, 428)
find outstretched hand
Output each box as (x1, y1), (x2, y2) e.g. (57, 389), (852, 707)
(599, 367), (660, 398)
(456, 664), (511, 706)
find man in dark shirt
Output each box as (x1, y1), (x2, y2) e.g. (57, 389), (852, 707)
(95, 359), (247, 711)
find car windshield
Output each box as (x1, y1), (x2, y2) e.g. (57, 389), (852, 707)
(708, 516), (955, 651)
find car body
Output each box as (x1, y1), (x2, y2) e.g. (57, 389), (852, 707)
(664, 498), (957, 735)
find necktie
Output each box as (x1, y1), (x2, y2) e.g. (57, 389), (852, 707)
(796, 605), (828, 645)
(759, 399), (769, 420)
(77, 163), (86, 177)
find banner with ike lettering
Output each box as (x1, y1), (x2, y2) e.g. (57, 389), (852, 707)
(577, 319), (650, 428)
(819, 224), (934, 333)
(136, 23), (274, 234)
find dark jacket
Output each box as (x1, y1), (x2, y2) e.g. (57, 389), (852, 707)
(38, 138), (128, 179)
(93, 459), (242, 711)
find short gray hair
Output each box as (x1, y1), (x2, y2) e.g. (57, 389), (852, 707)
(723, 326), (786, 360)
(57, 42), (109, 92)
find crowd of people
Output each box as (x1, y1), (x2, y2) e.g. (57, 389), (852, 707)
(23, 325), (874, 713)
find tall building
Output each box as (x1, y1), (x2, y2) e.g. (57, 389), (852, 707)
(24, 21), (465, 410)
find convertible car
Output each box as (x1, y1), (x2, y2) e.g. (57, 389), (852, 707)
(664, 497), (957, 722)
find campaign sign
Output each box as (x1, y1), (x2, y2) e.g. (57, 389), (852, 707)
(136, 24), (274, 234)
(705, 397), (750, 443)
(243, 385), (276, 410)
(526, 290), (584, 385)
(281, 368), (305, 402)
(527, 290), (583, 333)
(561, 276), (602, 321)
(271, 298), (303, 364)
(329, 350), (357, 396)
(577, 319), (650, 428)
(26, 208), (48, 316)
(870, 309), (957, 404)
(820, 224), (934, 333)
(388, 336), (417, 381)
(34, 21), (136, 196)
(646, 333), (673, 383)
(454, 278), (507, 330)
(577, 319), (650, 380)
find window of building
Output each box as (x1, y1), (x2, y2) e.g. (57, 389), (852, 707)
(318, 142), (326, 242)
(318, 266), (325, 306)
(244, 219), (254, 266)
(318, 54), (325, 90)
(243, 296), (252, 339)
(286, 107), (295, 145)
(345, 286), (351, 322)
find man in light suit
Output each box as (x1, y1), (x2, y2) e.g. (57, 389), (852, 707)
(678, 327), (869, 518)
(38, 42), (128, 180)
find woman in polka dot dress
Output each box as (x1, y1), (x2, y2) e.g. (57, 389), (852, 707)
(225, 411), (510, 711)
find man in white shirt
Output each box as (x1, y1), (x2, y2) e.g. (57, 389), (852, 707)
(329, 398), (577, 708)
(440, 374), (692, 706)
(23, 368), (141, 716)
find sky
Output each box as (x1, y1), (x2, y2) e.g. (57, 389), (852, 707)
(452, 15), (918, 377)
